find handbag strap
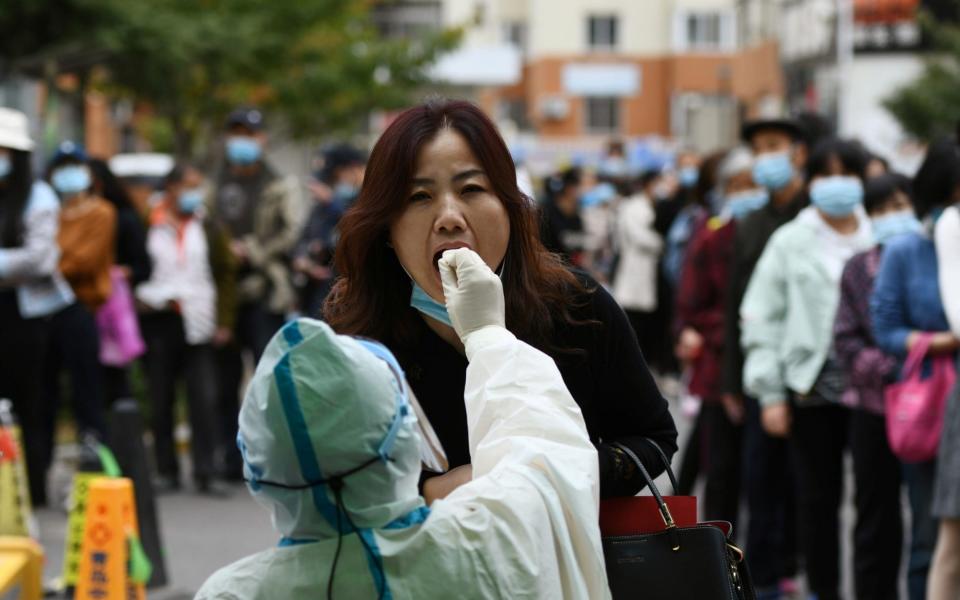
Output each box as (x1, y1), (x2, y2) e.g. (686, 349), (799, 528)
(611, 442), (678, 538)
(902, 332), (934, 378)
(641, 437), (679, 495)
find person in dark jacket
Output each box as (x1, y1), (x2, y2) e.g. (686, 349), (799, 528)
(208, 107), (302, 480)
(292, 143), (365, 317)
(324, 99), (678, 503)
(723, 115), (812, 597)
(540, 167), (587, 267)
(89, 158), (151, 402)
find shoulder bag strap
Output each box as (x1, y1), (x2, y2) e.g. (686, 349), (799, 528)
(612, 442), (679, 547)
(902, 332), (934, 380)
(641, 437), (679, 494)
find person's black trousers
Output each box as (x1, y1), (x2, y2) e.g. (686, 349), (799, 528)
(850, 408), (903, 600)
(140, 311), (220, 484)
(702, 401), (743, 529)
(101, 365), (133, 404)
(791, 401), (849, 600)
(216, 302), (285, 479)
(41, 302), (107, 482)
(0, 291), (50, 505)
(742, 395), (798, 589)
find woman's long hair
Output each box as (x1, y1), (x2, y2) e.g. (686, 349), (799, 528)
(0, 150), (33, 248)
(324, 99), (584, 351)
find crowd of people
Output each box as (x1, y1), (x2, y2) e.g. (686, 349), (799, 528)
(540, 115), (960, 600)
(2, 97), (960, 599)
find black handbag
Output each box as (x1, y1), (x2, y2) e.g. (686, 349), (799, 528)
(602, 441), (755, 600)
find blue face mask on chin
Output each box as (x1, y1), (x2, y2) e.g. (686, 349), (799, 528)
(51, 165), (92, 195)
(0, 155), (11, 179)
(752, 151), (794, 191)
(872, 210), (922, 245)
(408, 258), (506, 327)
(410, 283), (453, 327)
(226, 136), (262, 165)
(810, 176), (863, 217)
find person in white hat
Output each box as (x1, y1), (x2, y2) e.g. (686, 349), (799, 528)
(197, 248), (610, 599)
(0, 107), (75, 506)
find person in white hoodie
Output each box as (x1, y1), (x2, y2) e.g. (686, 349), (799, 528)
(196, 248), (610, 599)
(136, 163), (236, 493)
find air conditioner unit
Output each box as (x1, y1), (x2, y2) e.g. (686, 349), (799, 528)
(540, 96), (570, 121)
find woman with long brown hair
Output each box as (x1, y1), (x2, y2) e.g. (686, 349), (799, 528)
(325, 98), (676, 502)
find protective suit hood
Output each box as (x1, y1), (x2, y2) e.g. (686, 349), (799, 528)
(238, 318), (426, 542)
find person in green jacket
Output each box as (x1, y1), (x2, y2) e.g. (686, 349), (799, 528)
(740, 138), (873, 600)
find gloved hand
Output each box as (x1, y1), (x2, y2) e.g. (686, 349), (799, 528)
(438, 248), (505, 343)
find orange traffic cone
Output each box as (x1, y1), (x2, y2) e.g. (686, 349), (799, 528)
(63, 437), (122, 589)
(74, 478), (151, 600)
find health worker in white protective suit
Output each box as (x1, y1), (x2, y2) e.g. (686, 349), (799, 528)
(196, 247), (611, 599)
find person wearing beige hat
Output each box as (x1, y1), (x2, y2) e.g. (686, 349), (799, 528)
(0, 107), (75, 506)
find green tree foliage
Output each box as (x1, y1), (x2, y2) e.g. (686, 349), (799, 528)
(1, 0), (460, 155)
(884, 5), (960, 142)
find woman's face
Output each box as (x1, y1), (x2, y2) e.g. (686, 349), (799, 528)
(389, 128), (510, 302)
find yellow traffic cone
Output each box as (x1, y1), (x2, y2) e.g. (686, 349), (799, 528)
(74, 478), (151, 600)
(0, 536), (44, 600)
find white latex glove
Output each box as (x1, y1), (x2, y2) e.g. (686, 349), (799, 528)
(438, 248), (505, 343)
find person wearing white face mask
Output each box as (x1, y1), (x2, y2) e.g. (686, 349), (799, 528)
(136, 163), (237, 494)
(0, 109), (75, 507)
(209, 107), (303, 481)
(37, 141), (116, 501)
(740, 138), (874, 600)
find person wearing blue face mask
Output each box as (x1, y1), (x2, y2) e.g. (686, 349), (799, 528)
(740, 138), (874, 600)
(832, 172), (915, 600)
(136, 163), (237, 494)
(673, 146), (762, 535)
(38, 142), (117, 501)
(293, 143), (366, 317)
(209, 106), (303, 481)
(721, 116), (813, 597)
(0, 109), (76, 507)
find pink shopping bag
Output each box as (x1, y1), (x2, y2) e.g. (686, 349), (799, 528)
(885, 333), (957, 463)
(96, 267), (146, 367)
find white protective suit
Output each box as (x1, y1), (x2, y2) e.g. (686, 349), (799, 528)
(196, 250), (610, 599)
